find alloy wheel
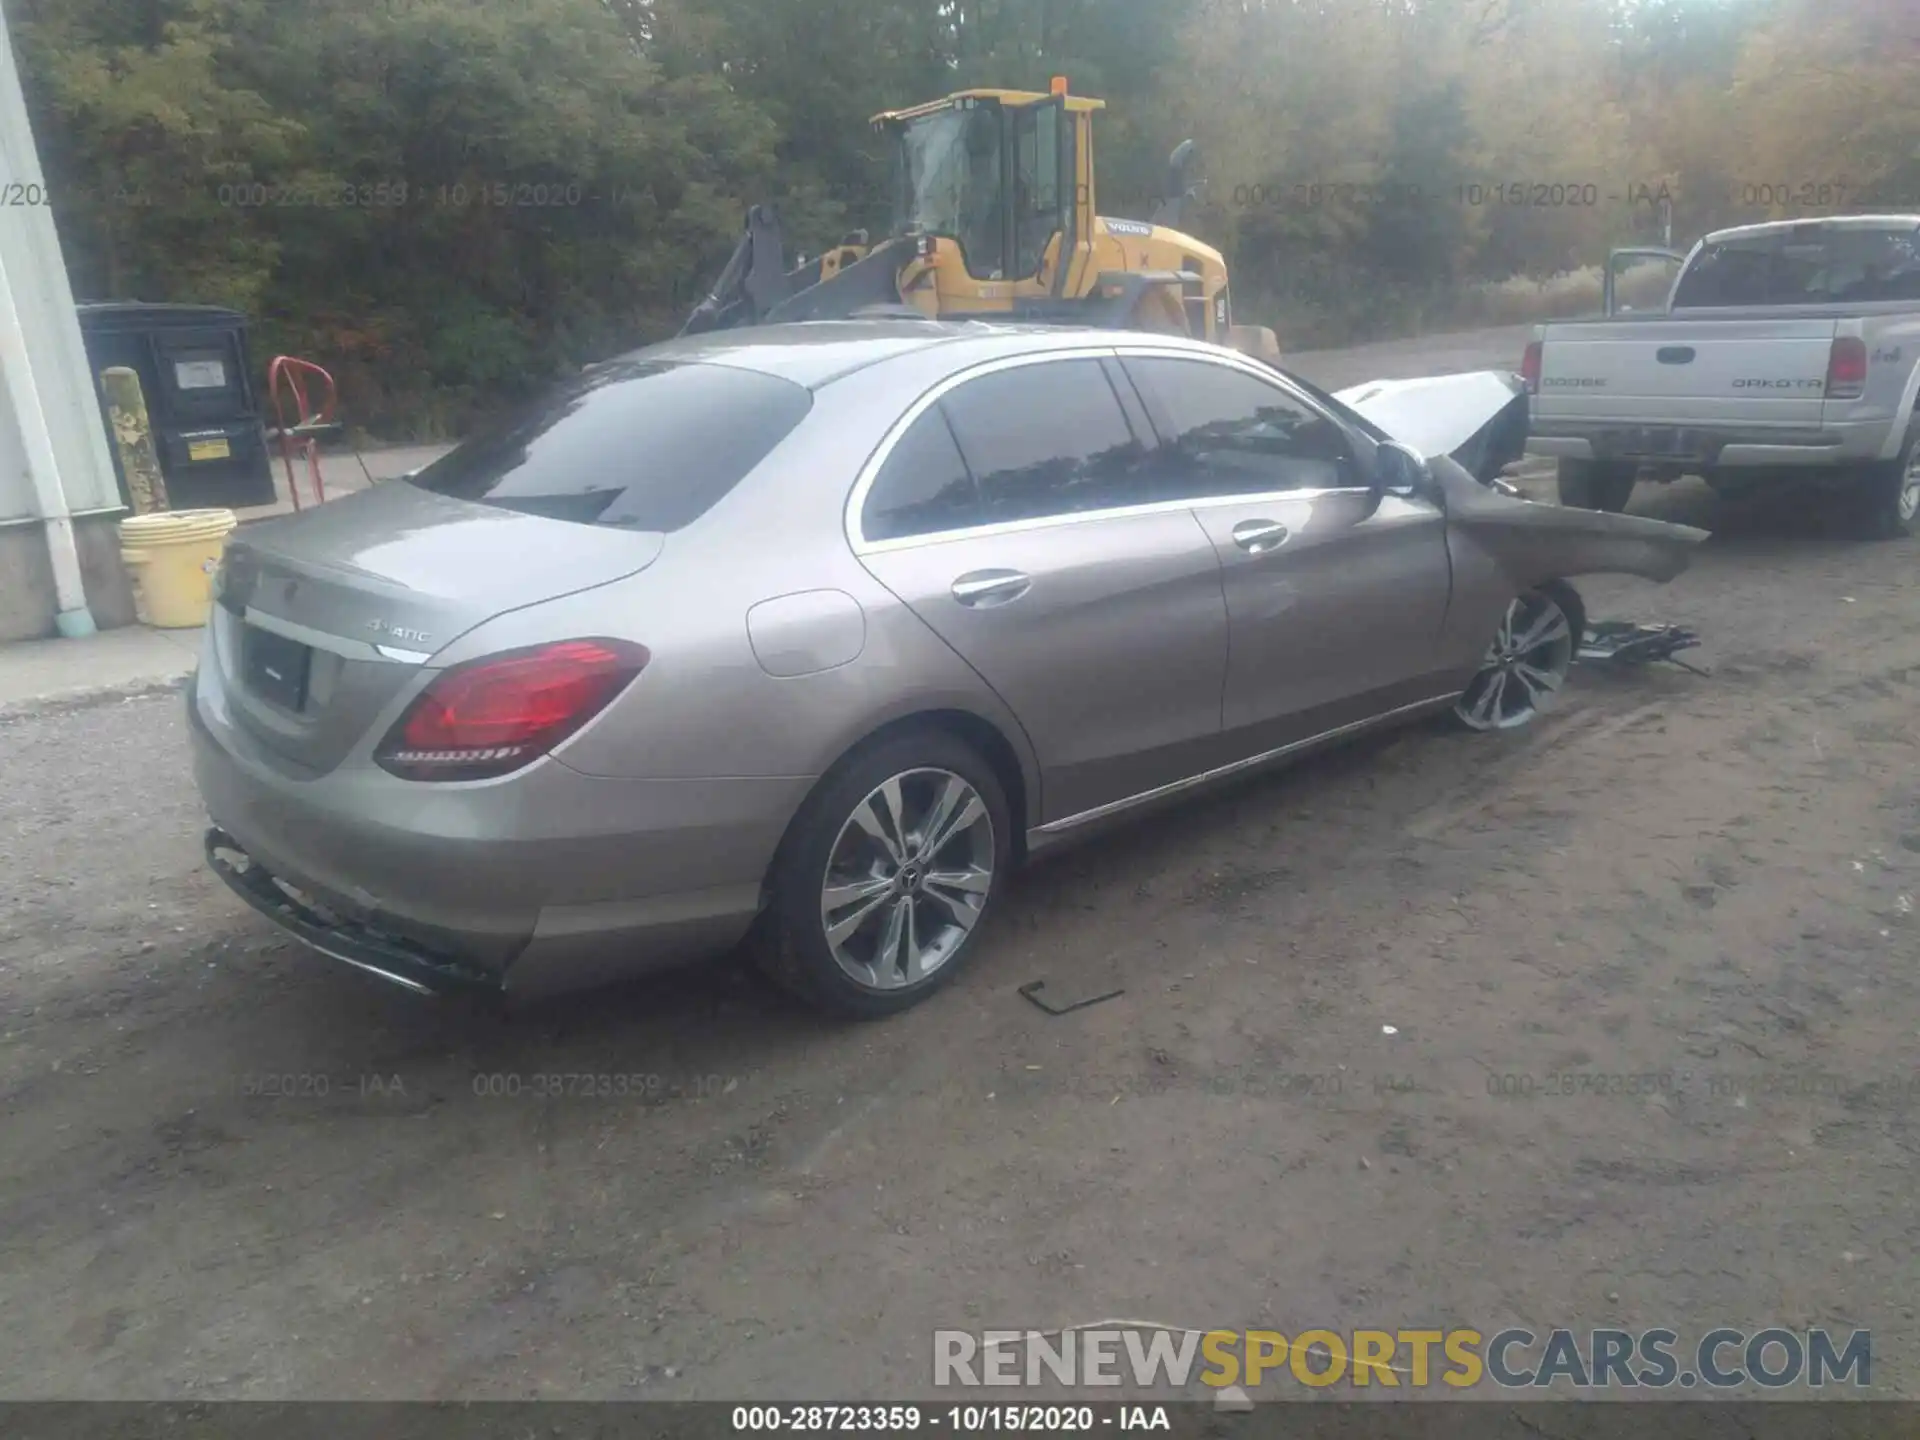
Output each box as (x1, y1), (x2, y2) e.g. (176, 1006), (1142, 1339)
(819, 767), (997, 991)
(1455, 592), (1577, 731)
(1900, 448), (1920, 524)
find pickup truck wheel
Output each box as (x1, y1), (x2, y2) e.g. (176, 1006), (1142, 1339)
(1850, 440), (1920, 540)
(1557, 459), (1636, 513)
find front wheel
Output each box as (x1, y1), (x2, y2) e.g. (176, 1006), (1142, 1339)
(751, 730), (1012, 1019)
(1454, 585), (1582, 732)
(1557, 458), (1637, 513)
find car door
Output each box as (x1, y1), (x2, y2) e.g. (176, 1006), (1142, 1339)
(1116, 349), (1454, 757)
(851, 351), (1230, 825)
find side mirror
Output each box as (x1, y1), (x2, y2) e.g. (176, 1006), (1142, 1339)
(1372, 440), (1429, 497)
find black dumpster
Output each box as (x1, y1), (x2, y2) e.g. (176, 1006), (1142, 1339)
(75, 301), (278, 510)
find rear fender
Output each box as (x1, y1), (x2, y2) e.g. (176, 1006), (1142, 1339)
(1874, 363), (1920, 461)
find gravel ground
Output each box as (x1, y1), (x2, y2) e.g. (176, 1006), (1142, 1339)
(1, 333), (1915, 1404)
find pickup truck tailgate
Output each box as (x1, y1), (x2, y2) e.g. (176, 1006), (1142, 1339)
(1538, 317), (1838, 426)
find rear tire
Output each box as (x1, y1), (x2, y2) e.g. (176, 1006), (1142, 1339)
(750, 728), (1012, 1020)
(1557, 458), (1637, 513)
(1847, 435), (1920, 541)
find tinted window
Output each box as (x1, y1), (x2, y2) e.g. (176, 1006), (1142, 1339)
(1672, 225), (1920, 307)
(1822, 227), (1920, 301)
(895, 107), (1005, 280)
(939, 359), (1158, 522)
(1121, 357), (1355, 496)
(1672, 238), (1803, 307)
(1284, 367), (1395, 445)
(406, 359), (811, 531)
(862, 407), (984, 541)
(1011, 102), (1062, 279)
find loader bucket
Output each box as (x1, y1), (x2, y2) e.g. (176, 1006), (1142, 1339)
(1226, 325), (1281, 364)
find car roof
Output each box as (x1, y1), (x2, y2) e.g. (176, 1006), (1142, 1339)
(619, 318), (1238, 390)
(1701, 214), (1920, 246)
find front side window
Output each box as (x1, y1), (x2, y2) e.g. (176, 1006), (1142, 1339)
(1119, 356), (1356, 497)
(938, 359), (1156, 524)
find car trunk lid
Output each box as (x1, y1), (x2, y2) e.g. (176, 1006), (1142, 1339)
(209, 481), (663, 774)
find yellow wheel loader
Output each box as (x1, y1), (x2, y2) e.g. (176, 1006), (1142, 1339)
(680, 79), (1280, 362)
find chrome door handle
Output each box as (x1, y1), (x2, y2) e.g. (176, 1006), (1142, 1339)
(951, 569), (1032, 607)
(1232, 519), (1291, 553)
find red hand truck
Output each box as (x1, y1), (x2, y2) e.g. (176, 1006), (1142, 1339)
(265, 355), (341, 512)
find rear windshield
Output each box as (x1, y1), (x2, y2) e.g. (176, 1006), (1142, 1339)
(406, 359), (813, 530)
(1672, 224), (1920, 307)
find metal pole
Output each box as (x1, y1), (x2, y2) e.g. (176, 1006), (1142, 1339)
(0, 245), (95, 636)
(0, 0), (98, 638)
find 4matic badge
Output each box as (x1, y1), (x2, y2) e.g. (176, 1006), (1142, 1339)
(368, 619), (432, 644)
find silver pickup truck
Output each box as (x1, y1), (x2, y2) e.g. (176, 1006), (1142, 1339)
(1522, 213), (1920, 538)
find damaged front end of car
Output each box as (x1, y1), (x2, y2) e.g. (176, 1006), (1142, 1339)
(1337, 366), (1709, 585)
(1336, 370), (1534, 486)
(1338, 367), (1711, 729)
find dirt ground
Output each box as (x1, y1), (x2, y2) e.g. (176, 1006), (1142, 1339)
(2, 332), (1916, 1404)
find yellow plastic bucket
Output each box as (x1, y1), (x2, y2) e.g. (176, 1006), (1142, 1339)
(118, 508), (238, 629)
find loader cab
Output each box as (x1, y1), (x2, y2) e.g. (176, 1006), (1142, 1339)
(874, 83), (1099, 298)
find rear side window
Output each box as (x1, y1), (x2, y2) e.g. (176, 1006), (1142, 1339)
(407, 359), (812, 531)
(1672, 225), (1920, 307)
(939, 358), (1156, 523)
(863, 407), (985, 541)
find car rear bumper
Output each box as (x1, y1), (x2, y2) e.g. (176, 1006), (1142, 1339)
(1526, 418), (1891, 468)
(188, 678), (807, 1000)
(205, 827), (496, 995)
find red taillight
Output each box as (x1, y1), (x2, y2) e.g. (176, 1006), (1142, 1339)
(376, 638), (649, 781)
(1825, 336), (1867, 399)
(1521, 340), (1543, 394)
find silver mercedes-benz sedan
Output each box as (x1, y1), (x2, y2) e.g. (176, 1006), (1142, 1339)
(190, 319), (1706, 1017)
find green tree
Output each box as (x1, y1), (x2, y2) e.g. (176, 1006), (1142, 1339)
(14, 0), (1919, 434)
(15, 0), (297, 308)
